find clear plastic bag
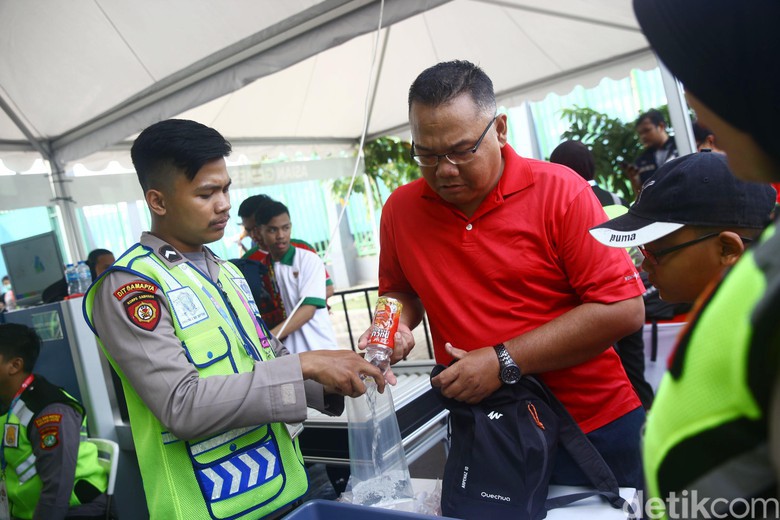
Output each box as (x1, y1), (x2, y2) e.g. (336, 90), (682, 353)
(343, 381), (415, 510)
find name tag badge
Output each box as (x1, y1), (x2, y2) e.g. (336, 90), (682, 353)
(168, 287), (209, 329)
(0, 480), (10, 520)
(3, 424), (18, 449)
(285, 422), (304, 440)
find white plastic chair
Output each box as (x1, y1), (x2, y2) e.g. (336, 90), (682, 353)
(86, 438), (119, 519)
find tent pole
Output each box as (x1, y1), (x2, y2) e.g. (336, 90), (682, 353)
(658, 60), (696, 156)
(50, 160), (86, 263)
(0, 92), (86, 263)
(364, 26), (391, 134)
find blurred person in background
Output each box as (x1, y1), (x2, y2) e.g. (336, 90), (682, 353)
(623, 109), (678, 195)
(3, 275), (16, 311)
(42, 249), (115, 304)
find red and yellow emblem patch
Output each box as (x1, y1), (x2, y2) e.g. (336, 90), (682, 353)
(38, 426), (60, 450)
(124, 293), (161, 331)
(34, 413), (62, 428)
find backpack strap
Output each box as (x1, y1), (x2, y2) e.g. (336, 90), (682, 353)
(526, 377), (635, 515)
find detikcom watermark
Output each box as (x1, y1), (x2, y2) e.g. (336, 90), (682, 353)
(626, 490), (780, 519)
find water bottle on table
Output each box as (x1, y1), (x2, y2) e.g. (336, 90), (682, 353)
(76, 261), (92, 294)
(65, 264), (78, 295)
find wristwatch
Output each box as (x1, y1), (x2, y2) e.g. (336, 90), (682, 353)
(494, 343), (522, 384)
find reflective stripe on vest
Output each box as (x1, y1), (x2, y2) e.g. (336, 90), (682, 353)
(11, 401), (33, 427)
(15, 454), (36, 484)
(0, 386), (107, 519)
(197, 439), (281, 502)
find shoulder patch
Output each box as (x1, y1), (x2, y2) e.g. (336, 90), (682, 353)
(114, 280), (157, 300)
(124, 293), (162, 331)
(159, 245), (182, 263)
(38, 426), (59, 450)
(34, 413), (62, 429)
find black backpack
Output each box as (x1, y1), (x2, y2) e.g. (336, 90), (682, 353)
(431, 365), (631, 520)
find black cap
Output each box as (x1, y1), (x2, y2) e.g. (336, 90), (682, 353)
(590, 152), (776, 247)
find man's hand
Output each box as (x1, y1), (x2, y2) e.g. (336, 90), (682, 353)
(621, 162), (642, 194)
(299, 350), (385, 397)
(358, 322), (416, 363)
(431, 343), (501, 404)
(357, 322), (414, 387)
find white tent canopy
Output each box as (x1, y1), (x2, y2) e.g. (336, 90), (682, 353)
(1, 0), (672, 261)
(1, 0), (655, 171)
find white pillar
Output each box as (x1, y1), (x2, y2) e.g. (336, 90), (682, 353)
(658, 60), (696, 156)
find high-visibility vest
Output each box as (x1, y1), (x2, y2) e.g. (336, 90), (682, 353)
(0, 376), (107, 519)
(84, 244), (308, 519)
(644, 224), (778, 517)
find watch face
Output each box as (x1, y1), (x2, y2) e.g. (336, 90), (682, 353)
(501, 365), (522, 384)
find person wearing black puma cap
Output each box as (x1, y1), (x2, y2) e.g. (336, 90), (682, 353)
(591, 151), (775, 304)
(632, 0), (780, 514)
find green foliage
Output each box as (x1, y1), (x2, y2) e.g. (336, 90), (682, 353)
(559, 106), (642, 200)
(331, 137), (420, 208)
(559, 105), (672, 201)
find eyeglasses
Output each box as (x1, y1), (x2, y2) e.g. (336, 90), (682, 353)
(639, 233), (753, 265)
(411, 116), (497, 167)
(639, 233), (719, 265)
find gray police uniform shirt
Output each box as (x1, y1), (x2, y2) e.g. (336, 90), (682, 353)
(28, 402), (107, 519)
(91, 232), (341, 441)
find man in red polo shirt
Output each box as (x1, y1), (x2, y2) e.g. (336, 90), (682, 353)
(362, 60), (646, 487)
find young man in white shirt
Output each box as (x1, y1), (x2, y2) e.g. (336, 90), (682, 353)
(255, 200), (339, 354)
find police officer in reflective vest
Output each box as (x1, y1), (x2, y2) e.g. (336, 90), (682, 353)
(83, 119), (386, 519)
(0, 323), (108, 519)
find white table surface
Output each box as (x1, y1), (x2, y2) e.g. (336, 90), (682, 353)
(547, 485), (638, 519)
(410, 479), (638, 519)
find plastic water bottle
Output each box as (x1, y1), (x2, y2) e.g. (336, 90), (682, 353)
(76, 261), (92, 294)
(364, 297), (404, 375)
(65, 264), (78, 295)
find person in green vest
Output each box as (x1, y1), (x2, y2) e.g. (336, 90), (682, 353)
(633, 0), (780, 515)
(594, 0), (780, 502)
(0, 323), (109, 519)
(83, 119), (386, 519)
(591, 151), (776, 517)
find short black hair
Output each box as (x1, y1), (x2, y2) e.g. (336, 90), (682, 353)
(635, 109), (666, 128)
(408, 60), (496, 115)
(692, 120), (714, 145)
(0, 323), (40, 372)
(86, 248), (113, 279)
(238, 194), (274, 219)
(131, 119), (232, 192)
(255, 200), (289, 226)
(549, 140), (595, 181)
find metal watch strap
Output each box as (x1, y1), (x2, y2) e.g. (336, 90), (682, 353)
(494, 343), (521, 384)
(494, 343), (514, 368)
